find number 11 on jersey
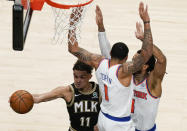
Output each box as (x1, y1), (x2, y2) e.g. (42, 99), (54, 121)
(104, 84), (109, 101)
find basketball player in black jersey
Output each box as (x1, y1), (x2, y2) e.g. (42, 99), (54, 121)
(32, 60), (101, 131)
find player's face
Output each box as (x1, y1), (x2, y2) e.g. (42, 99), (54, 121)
(73, 70), (91, 90)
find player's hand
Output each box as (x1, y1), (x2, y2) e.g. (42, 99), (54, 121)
(94, 125), (99, 131)
(95, 5), (105, 32)
(70, 7), (83, 26)
(135, 22), (144, 41)
(139, 2), (150, 22)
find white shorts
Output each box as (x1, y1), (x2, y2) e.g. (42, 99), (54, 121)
(98, 111), (135, 131)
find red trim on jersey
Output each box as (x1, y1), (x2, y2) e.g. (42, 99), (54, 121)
(108, 59), (110, 68)
(145, 79), (158, 99)
(131, 99), (135, 113)
(116, 65), (121, 78)
(104, 84), (109, 101)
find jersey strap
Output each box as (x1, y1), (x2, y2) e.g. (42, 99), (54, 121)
(101, 110), (131, 122)
(135, 124), (156, 131)
(69, 126), (77, 131)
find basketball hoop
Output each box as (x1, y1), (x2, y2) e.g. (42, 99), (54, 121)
(45, 0), (94, 45)
(45, 0), (94, 9)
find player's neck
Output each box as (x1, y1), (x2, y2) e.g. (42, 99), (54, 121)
(134, 73), (147, 84)
(110, 58), (124, 66)
(79, 83), (92, 93)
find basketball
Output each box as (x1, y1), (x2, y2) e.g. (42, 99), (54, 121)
(9, 90), (34, 114)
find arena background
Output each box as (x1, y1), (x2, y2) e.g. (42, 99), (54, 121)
(0, 0), (187, 130)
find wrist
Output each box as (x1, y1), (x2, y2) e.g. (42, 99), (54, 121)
(144, 21), (150, 24)
(98, 25), (105, 32)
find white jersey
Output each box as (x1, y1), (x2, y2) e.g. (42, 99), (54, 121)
(131, 76), (160, 130)
(95, 59), (134, 117)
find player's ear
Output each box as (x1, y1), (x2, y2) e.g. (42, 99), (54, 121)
(143, 65), (148, 70)
(88, 74), (92, 80)
(125, 55), (128, 61)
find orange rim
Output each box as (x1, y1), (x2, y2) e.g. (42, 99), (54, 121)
(45, 0), (94, 9)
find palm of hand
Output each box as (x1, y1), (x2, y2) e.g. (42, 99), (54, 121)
(135, 22), (144, 40)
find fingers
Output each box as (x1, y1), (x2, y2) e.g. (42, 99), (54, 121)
(96, 5), (102, 16)
(139, 2), (144, 15)
(139, 2), (150, 22)
(135, 22), (139, 37)
(136, 22), (139, 31)
(96, 5), (100, 11)
(136, 22), (141, 32)
(145, 5), (148, 13)
(95, 5), (103, 23)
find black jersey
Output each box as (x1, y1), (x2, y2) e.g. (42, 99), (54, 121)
(67, 82), (101, 131)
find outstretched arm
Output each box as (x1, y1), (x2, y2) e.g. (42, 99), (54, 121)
(122, 2), (153, 75)
(68, 7), (104, 68)
(96, 5), (111, 59)
(32, 86), (70, 104)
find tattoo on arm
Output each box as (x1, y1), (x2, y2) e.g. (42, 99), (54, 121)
(73, 48), (92, 62)
(73, 47), (103, 67)
(123, 54), (144, 74)
(142, 28), (153, 58)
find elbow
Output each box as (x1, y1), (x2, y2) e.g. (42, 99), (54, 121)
(158, 55), (167, 64)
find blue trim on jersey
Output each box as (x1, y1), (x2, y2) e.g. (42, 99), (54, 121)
(146, 80), (158, 99)
(133, 76), (146, 86)
(135, 124), (156, 131)
(116, 65), (121, 78)
(101, 111), (131, 122)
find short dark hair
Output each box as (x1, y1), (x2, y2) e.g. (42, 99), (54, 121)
(110, 42), (129, 60)
(137, 50), (156, 73)
(73, 60), (93, 74)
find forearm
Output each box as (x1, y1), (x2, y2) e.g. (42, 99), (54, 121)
(71, 47), (104, 68)
(153, 45), (166, 63)
(141, 22), (153, 62)
(32, 94), (46, 104)
(32, 93), (58, 104)
(122, 54), (144, 74)
(98, 32), (111, 59)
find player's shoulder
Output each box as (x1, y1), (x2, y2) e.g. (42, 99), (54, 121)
(55, 85), (74, 96)
(90, 81), (99, 89)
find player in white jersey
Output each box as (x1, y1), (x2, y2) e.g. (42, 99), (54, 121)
(68, 3), (153, 131)
(131, 22), (166, 131)
(96, 4), (166, 131)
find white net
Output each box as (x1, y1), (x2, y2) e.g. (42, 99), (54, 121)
(50, 0), (92, 45)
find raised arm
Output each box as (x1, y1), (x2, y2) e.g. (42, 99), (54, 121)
(135, 21), (167, 80)
(96, 5), (111, 59)
(68, 7), (104, 68)
(139, 2), (153, 62)
(152, 45), (167, 80)
(32, 86), (70, 104)
(122, 2), (153, 75)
